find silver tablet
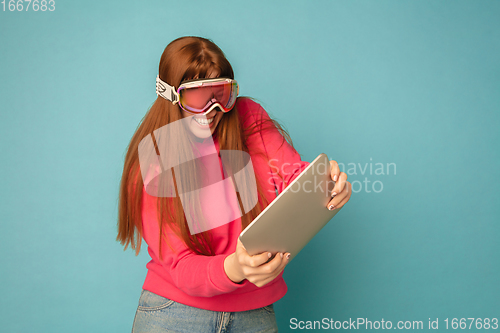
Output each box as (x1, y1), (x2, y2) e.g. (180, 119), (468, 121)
(239, 153), (343, 261)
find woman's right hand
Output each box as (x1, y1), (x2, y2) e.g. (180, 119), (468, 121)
(224, 238), (290, 287)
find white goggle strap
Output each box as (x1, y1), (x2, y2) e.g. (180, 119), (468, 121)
(198, 102), (226, 116)
(156, 75), (179, 104)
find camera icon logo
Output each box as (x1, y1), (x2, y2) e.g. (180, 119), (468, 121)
(138, 115), (258, 234)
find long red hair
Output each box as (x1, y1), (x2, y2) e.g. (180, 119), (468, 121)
(116, 36), (294, 259)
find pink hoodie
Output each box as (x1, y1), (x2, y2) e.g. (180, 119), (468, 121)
(140, 98), (310, 312)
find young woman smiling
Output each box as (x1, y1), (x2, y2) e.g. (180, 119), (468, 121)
(117, 36), (352, 333)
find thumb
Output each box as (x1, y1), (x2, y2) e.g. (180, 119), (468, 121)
(237, 237), (247, 252)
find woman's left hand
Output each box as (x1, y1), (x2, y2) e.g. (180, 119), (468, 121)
(328, 160), (351, 210)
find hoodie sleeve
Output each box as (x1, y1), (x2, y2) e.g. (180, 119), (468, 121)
(140, 187), (251, 298)
(238, 99), (310, 195)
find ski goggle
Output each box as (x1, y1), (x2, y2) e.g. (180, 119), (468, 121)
(156, 76), (239, 115)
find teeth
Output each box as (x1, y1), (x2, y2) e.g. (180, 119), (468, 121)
(194, 117), (214, 126)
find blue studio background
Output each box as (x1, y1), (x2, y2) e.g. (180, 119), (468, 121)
(1, 1), (499, 332)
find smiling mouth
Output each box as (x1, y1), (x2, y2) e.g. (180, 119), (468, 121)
(193, 117), (215, 126)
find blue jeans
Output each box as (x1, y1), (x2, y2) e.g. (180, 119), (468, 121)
(132, 289), (279, 333)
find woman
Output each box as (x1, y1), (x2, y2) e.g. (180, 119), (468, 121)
(117, 36), (352, 332)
